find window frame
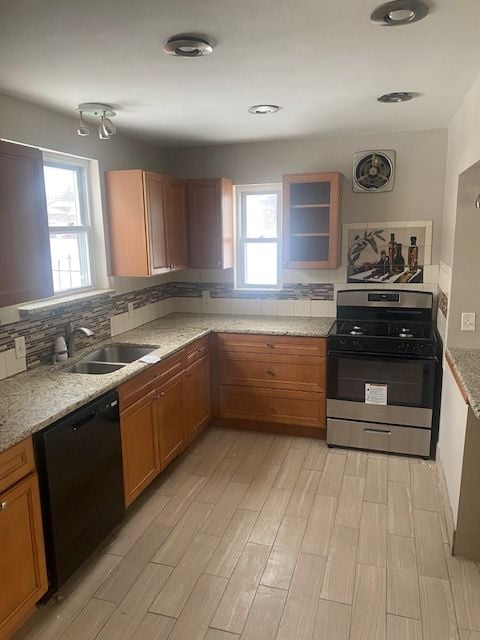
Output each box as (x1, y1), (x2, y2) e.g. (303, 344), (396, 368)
(235, 183), (282, 290)
(43, 152), (96, 295)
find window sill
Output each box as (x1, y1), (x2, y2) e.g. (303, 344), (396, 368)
(18, 288), (114, 317)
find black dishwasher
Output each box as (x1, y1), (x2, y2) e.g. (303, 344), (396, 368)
(34, 390), (125, 598)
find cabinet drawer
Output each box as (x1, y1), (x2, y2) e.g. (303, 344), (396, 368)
(0, 438), (35, 494)
(119, 350), (185, 410)
(185, 336), (209, 366)
(216, 333), (326, 357)
(218, 351), (325, 392)
(219, 385), (325, 428)
(327, 418), (431, 457)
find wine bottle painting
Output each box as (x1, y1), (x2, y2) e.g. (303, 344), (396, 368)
(347, 224), (427, 284)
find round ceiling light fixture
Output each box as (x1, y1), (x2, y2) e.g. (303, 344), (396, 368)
(163, 35), (213, 57)
(371, 0), (429, 26)
(377, 91), (417, 103)
(248, 104), (281, 115)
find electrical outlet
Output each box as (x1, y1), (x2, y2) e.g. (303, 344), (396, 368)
(202, 290), (210, 301)
(14, 336), (26, 359)
(128, 302), (134, 318)
(461, 312), (476, 332)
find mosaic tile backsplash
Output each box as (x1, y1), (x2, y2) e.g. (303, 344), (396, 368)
(0, 280), (334, 369)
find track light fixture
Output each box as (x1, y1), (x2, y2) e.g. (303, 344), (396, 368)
(76, 103), (117, 140)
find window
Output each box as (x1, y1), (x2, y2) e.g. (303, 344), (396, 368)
(235, 184), (282, 288)
(43, 154), (94, 293)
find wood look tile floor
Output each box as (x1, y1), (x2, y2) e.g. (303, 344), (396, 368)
(14, 427), (480, 640)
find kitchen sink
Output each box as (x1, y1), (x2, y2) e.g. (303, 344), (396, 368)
(64, 362), (125, 375)
(82, 345), (156, 364)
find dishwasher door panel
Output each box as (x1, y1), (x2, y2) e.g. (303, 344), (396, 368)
(35, 392), (124, 594)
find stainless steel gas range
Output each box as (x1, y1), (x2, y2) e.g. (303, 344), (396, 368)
(326, 289), (442, 459)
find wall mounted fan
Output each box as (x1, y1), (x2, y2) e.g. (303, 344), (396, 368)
(353, 150), (396, 192)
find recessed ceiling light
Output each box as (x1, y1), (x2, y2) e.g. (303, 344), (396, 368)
(248, 105), (281, 115)
(371, 0), (429, 26)
(163, 35), (213, 57)
(377, 91), (417, 103)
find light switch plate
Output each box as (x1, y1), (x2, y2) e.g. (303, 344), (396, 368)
(461, 312), (476, 332)
(202, 290), (210, 301)
(14, 336), (26, 359)
(127, 302), (134, 318)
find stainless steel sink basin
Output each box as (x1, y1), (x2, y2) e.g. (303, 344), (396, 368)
(64, 362), (125, 375)
(82, 345), (155, 364)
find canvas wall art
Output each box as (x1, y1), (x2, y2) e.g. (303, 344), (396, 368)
(347, 222), (431, 284)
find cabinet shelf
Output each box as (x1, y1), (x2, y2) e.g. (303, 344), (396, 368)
(283, 172), (342, 269)
(291, 232), (330, 237)
(291, 203), (331, 208)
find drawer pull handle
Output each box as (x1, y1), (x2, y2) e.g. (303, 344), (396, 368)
(267, 370), (275, 376)
(267, 343), (275, 349)
(0, 501), (7, 511)
(363, 429), (391, 436)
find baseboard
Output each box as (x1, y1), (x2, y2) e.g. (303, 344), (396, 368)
(435, 448), (456, 549)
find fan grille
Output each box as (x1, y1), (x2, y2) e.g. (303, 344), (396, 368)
(355, 152), (393, 190)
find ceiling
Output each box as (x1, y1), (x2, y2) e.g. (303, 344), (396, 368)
(1, 0), (480, 146)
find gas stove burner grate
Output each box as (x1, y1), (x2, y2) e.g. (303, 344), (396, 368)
(350, 325), (365, 336)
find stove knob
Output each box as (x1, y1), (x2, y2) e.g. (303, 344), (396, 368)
(398, 342), (406, 351)
(340, 339), (347, 347)
(353, 340), (362, 350)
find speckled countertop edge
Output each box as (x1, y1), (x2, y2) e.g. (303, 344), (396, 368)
(446, 347), (480, 419)
(0, 312), (333, 453)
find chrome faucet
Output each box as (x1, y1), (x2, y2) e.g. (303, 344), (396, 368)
(64, 322), (95, 357)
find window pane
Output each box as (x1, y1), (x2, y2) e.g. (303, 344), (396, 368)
(44, 165), (83, 226)
(245, 193), (278, 238)
(245, 243), (277, 286)
(50, 231), (91, 292)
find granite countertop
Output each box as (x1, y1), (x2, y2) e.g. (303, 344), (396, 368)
(0, 312), (333, 453)
(446, 347), (480, 419)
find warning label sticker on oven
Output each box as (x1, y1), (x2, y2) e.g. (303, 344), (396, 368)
(365, 383), (388, 405)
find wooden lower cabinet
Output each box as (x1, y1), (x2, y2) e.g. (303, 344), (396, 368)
(219, 385), (325, 427)
(157, 373), (186, 467)
(215, 333), (327, 433)
(0, 472), (48, 640)
(120, 389), (160, 507)
(184, 355), (211, 441)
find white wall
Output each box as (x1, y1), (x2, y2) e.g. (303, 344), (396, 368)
(167, 128), (447, 264)
(438, 361), (469, 526)
(441, 74), (480, 268)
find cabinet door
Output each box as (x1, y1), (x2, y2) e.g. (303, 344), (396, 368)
(157, 373), (186, 467)
(120, 389), (160, 506)
(0, 141), (53, 306)
(0, 473), (47, 639)
(144, 173), (168, 273)
(165, 179), (187, 270)
(184, 355), (211, 442)
(187, 180), (221, 268)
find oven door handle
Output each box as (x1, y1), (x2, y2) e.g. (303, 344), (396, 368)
(363, 428), (391, 435)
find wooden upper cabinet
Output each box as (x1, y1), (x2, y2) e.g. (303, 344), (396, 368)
(283, 172), (342, 269)
(186, 178), (233, 269)
(0, 141), (53, 307)
(105, 170), (187, 277)
(164, 179), (187, 270)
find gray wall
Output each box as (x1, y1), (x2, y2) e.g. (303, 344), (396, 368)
(167, 128), (447, 264)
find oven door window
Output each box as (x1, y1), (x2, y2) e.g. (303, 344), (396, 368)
(328, 353), (435, 408)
